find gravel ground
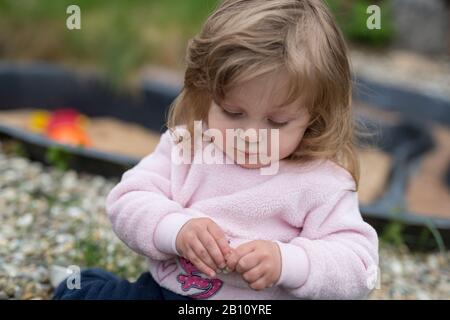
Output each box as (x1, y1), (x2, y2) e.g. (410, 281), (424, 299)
(350, 48), (450, 101)
(0, 142), (449, 300)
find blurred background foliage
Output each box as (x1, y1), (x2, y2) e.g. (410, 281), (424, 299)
(326, 0), (393, 46)
(0, 0), (220, 84)
(0, 0), (393, 85)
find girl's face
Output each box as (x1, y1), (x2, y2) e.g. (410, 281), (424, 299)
(207, 70), (311, 169)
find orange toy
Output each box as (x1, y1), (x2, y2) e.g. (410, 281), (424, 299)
(46, 123), (92, 147)
(30, 108), (92, 147)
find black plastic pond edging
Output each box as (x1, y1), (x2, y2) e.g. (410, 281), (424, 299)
(0, 61), (179, 175)
(0, 61), (449, 250)
(446, 164), (450, 189)
(0, 62), (179, 133)
(354, 76), (450, 127)
(353, 76), (450, 249)
(356, 116), (450, 249)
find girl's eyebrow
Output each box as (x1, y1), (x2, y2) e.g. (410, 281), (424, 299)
(268, 105), (301, 118)
(225, 96), (287, 108)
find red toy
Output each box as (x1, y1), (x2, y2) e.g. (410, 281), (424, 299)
(30, 108), (92, 147)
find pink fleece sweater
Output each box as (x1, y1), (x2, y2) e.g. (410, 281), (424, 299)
(106, 128), (379, 300)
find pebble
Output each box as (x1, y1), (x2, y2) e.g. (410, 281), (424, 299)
(16, 213), (34, 228)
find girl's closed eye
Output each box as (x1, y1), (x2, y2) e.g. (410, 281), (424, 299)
(218, 103), (244, 118)
(267, 118), (289, 128)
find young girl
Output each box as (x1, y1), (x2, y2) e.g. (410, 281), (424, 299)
(54, 0), (378, 300)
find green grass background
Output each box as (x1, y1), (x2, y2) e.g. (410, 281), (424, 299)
(0, 0), (392, 85)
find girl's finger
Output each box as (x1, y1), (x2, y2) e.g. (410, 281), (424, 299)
(207, 223), (232, 257)
(236, 251), (262, 274)
(242, 264), (265, 283)
(191, 237), (219, 272)
(249, 275), (271, 291)
(225, 242), (255, 272)
(198, 230), (226, 269)
(234, 241), (257, 257)
(185, 248), (216, 278)
(224, 250), (240, 272)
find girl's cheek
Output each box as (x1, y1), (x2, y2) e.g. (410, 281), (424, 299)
(277, 130), (302, 158)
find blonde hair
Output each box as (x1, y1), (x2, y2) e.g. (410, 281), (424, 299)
(167, 0), (361, 188)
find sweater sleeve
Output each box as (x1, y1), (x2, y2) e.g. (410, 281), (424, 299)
(274, 189), (379, 299)
(105, 129), (194, 261)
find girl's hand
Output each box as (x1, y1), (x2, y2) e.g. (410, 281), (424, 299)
(175, 217), (232, 278)
(224, 240), (282, 291)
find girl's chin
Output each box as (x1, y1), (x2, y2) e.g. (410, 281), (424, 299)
(236, 162), (264, 169)
(220, 147), (278, 169)
(234, 154), (275, 169)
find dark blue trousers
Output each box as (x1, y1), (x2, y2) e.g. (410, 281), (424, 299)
(53, 268), (192, 300)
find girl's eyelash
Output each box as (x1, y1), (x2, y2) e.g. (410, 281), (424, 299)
(218, 102), (289, 126)
(219, 105), (244, 117)
(268, 119), (289, 127)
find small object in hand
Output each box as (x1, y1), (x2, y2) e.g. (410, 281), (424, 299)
(222, 267), (231, 274)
